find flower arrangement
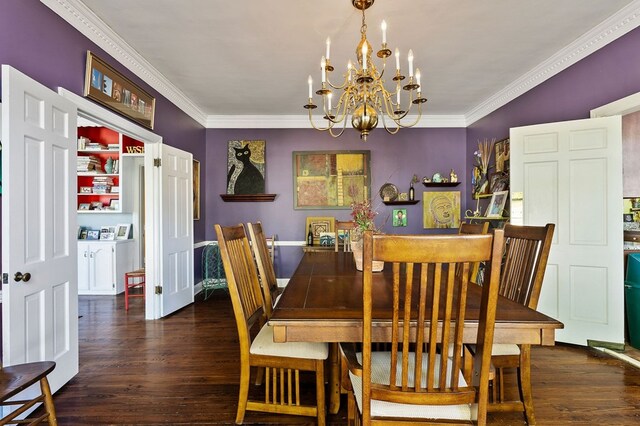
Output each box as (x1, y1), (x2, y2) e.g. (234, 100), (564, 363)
(350, 200), (379, 243)
(473, 138), (496, 197)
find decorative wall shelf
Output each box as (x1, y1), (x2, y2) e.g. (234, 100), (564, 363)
(382, 200), (420, 205)
(464, 216), (509, 221)
(220, 194), (277, 202)
(422, 182), (461, 187)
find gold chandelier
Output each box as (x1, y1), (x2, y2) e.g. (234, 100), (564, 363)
(304, 0), (426, 142)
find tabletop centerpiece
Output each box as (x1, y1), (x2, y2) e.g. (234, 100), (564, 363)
(350, 200), (384, 272)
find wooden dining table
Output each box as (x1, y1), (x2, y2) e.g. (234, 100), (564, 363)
(269, 251), (564, 414)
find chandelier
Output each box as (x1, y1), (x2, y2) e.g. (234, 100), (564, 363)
(304, 0), (426, 142)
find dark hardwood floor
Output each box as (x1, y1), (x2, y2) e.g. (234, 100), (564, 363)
(42, 292), (640, 425)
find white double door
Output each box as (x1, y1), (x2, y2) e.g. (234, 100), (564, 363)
(2, 65), (194, 400)
(511, 115), (624, 346)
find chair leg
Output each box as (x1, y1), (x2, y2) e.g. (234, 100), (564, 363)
(235, 363), (250, 424)
(518, 344), (536, 425)
(498, 366), (505, 402)
(254, 366), (264, 386)
(40, 376), (57, 426)
(315, 360), (326, 426)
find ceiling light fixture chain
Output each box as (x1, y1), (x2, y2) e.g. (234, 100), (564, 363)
(304, 0), (427, 141)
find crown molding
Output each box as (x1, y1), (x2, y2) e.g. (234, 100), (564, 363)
(465, 0), (640, 125)
(205, 114), (466, 129)
(40, 0), (207, 127)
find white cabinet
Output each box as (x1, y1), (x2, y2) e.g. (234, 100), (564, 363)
(78, 240), (135, 295)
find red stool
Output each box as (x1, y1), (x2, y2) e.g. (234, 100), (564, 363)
(124, 268), (145, 311)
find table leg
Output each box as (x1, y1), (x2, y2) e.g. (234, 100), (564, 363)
(329, 342), (341, 414)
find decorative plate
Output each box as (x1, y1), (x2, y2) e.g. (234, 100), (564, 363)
(379, 183), (399, 201)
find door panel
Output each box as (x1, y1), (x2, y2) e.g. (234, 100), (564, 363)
(511, 116), (623, 346)
(1, 65), (78, 395)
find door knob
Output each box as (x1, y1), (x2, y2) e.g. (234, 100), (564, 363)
(13, 272), (31, 282)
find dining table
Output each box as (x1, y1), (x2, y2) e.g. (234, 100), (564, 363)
(269, 251), (564, 414)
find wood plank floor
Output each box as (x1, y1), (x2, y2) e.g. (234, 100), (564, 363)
(42, 291), (640, 425)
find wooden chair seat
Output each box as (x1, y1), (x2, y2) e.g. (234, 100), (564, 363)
(124, 268), (145, 311)
(251, 325), (328, 360)
(0, 361), (57, 425)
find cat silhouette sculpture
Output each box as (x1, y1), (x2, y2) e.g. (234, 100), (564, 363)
(227, 144), (265, 194)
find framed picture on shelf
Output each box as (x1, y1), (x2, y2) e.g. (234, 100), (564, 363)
(100, 226), (116, 240)
(78, 203), (91, 210)
(489, 172), (509, 193)
(109, 199), (120, 210)
(79, 186), (92, 193)
(116, 223), (131, 240)
(485, 190), (509, 218)
(90, 201), (104, 210)
(86, 230), (100, 240)
(305, 216), (335, 245)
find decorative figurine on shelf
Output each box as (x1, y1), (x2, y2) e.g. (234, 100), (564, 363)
(105, 157), (114, 174)
(450, 169), (458, 183)
(409, 174), (419, 201)
(431, 172), (443, 183)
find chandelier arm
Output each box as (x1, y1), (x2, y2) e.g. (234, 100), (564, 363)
(325, 89), (351, 124)
(326, 74), (353, 91)
(391, 104), (425, 129)
(307, 108), (335, 131)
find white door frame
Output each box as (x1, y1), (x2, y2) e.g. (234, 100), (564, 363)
(57, 88), (165, 319)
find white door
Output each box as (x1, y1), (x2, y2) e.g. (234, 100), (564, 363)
(1, 66), (79, 393)
(145, 143), (193, 319)
(510, 116), (624, 346)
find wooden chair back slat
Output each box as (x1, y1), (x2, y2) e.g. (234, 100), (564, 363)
(247, 222), (278, 317)
(459, 221), (490, 284)
(361, 231), (505, 424)
(499, 223), (555, 309)
(335, 220), (353, 252)
(215, 224), (265, 346)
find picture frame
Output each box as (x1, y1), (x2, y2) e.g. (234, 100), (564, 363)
(86, 230), (100, 240)
(109, 199), (120, 210)
(293, 150), (371, 209)
(193, 159), (200, 220)
(489, 171), (509, 193)
(78, 203), (91, 211)
(79, 229), (88, 240)
(485, 190), (509, 218)
(227, 140), (266, 195)
(79, 186), (93, 193)
(100, 226), (116, 240)
(423, 191), (461, 229)
(116, 223), (132, 240)
(392, 209), (407, 227)
(84, 51), (156, 130)
(305, 216), (335, 245)
(494, 138), (510, 173)
(624, 213), (634, 223)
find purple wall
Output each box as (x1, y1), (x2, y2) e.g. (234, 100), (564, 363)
(466, 26), (640, 199)
(206, 127), (467, 276)
(0, 0), (207, 279)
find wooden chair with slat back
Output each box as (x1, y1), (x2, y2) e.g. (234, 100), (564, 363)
(459, 222), (490, 284)
(215, 224), (328, 425)
(342, 230), (505, 425)
(247, 222), (280, 317)
(487, 223), (555, 425)
(0, 361), (58, 425)
(335, 220), (353, 252)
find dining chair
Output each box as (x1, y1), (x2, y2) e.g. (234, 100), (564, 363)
(459, 221), (490, 284)
(247, 222), (280, 317)
(335, 220), (353, 252)
(215, 223), (328, 425)
(342, 230), (505, 425)
(486, 223), (554, 425)
(0, 361), (57, 425)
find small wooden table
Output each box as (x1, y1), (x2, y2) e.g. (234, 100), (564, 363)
(270, 251), (564, 414)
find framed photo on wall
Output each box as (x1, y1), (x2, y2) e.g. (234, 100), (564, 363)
(193, 159), (201, 220)
(84, 51), (156, 129)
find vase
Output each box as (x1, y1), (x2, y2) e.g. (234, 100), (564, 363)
(350, 241), (384, 272)
(105, 157), (114, 174)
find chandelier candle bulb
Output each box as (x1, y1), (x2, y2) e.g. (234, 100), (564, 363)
(362, 43), (368, 71)
(408, 49), (414, 77)
(416, 68), (421, 92)
(381, 20), (387, 44)
(308, 76), (313, 99)
(348, 60), (353, 81)
(321, 56), (326, 82)
(395, 48), (400, 71)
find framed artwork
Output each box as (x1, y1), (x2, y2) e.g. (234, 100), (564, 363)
(392, 209), (407, 227)
(293, 150), (371, 209)
(423, 191), (460, 229)
(624, 213), (634, 223)
(109, 199), (120, 210)
(486, 190), (509, 218)
(116, 223), (131, 240)
(489, 171), (509, 193)
(305, 216), (335, 245)
(84, 51), (156, 129)
(86, 230), (100, 240)
(494, 138), (510, 173)
(227, 140), (265, 195)
(193, 159), (200, 220)
(78, 203), (91, 211)
(100, 226), (116, 240)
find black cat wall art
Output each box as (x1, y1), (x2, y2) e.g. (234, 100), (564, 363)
(226, 140), (266, 195)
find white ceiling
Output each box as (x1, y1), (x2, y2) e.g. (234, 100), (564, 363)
(44, 0), (640, 127)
